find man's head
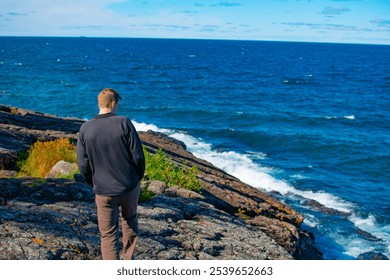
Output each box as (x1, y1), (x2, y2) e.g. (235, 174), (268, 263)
(98, 88), (122, 112)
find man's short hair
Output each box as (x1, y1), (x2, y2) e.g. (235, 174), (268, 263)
(98, 88), (122, 108)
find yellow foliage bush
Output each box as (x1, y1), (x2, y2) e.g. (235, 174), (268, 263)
(18, 138), (77, 178)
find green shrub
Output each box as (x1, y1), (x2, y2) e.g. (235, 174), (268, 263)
(143, 147), (202, 193)
(139, 188), (156, 203)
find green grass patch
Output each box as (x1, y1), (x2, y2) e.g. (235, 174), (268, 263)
(143, 147), (202, 193)
(139, 188), (156, 203)
(26, 179), (47, 188)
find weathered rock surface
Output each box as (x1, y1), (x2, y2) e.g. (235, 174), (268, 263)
(0, 178), (292, 260)
(0, 104), (323, 260)
(0, 178), (99, 260)
(0, 104), (83, 170)
(140, 131), (320, 259)
(46, 160), (79, 179)
(138, 187), (293, 260)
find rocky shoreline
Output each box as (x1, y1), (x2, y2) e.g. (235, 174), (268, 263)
(0, 104), (324, 260)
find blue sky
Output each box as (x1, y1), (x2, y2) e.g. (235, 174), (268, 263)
(0, 0), (389, 44)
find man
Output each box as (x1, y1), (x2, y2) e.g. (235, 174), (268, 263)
(76, 88), (145, 260)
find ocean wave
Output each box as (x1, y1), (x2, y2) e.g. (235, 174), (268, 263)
(133, 121), (172, 134)
(337, 213), (390, 258)
(133, 119), (390, 259)
(324, 115), (356, 120)
(349, 213), (390, 244)
(302, 213), (319, 228)
(133, 120), (355, 214)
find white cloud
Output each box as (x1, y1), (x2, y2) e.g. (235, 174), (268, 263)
(370, 19), (390, 28)
(0, 1), (134, 36)
(319, 7), (350, 15)
(0, 0), (388, 44)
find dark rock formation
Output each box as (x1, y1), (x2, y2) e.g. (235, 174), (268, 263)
(356, 251), (389, 260)
(0, 178), (293, 260)
(0, 104), (83, 170)
(302, 198), (350, 217)
(0, 178), (99, 260)
(0, 104), (323, 260)
(138, 186), (293, 260)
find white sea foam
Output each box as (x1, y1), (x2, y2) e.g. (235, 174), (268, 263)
(327, 212), (390, 258)
(324, 115), (355, 120)
(344, 233), (389, 259)
(246, 151), (267, 161)
(322, 222), (388, 259)
(344, 239), (376, 258)
(349, 213), (390, 245)
(302, 213), (319, 228)
(133, 121), (166, 133)
(133, 120), (355, 214)
(349, 213), (377, 229)
(289, 174), (308, 180)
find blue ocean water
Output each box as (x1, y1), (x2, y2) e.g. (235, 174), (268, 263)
(0, 37), (389, 259)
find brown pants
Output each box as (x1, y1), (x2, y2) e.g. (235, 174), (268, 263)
(95, 185), (140, 260)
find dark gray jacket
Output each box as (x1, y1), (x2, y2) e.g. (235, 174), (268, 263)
(76, 113), (145, 196)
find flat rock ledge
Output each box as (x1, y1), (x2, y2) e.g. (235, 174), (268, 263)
(0, 104), (323, 260)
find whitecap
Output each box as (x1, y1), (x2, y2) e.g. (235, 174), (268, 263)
(302, 214), (319, 228)
(133, 119), (354, 214)
(290, 174), (308, 180)
(344, 115), (355, 120)
(133, 121), (168, 133)
(344, 239), (376, 258)
(349, 213), (377, 229)
(246, 151), (267, 161)
(349, 213), (390, 244)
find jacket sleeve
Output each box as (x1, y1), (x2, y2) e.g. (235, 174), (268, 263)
(76, 130), (93, 186)
(127, 119), (145, 181)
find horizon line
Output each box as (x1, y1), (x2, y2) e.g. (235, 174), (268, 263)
(1, 35), (389, 46)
